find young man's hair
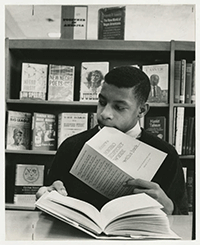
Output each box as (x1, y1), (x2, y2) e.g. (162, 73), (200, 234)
(104, 66), (150, 104)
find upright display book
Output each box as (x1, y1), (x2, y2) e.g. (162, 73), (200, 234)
(70, 127), (167, 200)
(14, 164), (44, 209)
(61, 5), (88, 39)
(145, 116), (166, 141)
(142, 64), (169, 103)
(31, 113), (56, 151)
(80, 62), (109, 102)
(98, 6), (126, 40)
(57, 112), (88, 147)
(47, 64), (75, 101)
(36, 191), (179, 239)
(21, 63), (48, 92)
(6, 110), (32, 150)
(20, 91), (46, 101)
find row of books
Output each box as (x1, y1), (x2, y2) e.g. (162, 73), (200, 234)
(174, 60), (195, 104)
(5, 110), (97, 151)
(20, 62), (171, 103)
(173, 107), (195, 155)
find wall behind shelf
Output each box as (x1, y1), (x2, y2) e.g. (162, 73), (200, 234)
(5, 4), (195, 41)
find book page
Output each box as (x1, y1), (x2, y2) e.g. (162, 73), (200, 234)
(70, 127), (167, 199)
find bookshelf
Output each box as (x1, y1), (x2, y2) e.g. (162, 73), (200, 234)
(5, 38), (195, 204)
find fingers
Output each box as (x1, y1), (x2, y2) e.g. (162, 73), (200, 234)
(36, 186), (48, 200)
(50, 180), (68, 196)
(124, 178), (160, 190)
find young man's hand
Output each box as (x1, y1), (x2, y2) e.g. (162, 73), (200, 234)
(36, 180), (68, 200)
(124, 178), (174, 215)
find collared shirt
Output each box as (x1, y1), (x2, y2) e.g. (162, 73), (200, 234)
(125, 122), (141, 139)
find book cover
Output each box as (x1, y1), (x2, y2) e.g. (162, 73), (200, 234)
(60, 5), (88, 39)
(145, 116), (166, 141)
(6, 111), (32, 150)
(80, 62), (109, 102)
(20, 91), (46, 101)
(21, 63), (48, 92)
(179, 59), (186, 103)
(142, 64), (169, 103)
(98, 6), (126, 40)
(36, 191), (179, 239)
(47, 64), (75, 101)
(191, 60), (195, 104)
(57, 112), (88, 147)
(31, 113), (56, 151)
(14, 164), (44, 208)
(185, 63), (192, 103)
(174, 107), (185, 155)
(70, 127), (167, 200)
(174, 61), (181, 103)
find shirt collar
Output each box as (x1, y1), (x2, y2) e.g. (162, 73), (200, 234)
(98, 122), (141, 139)
(125, 122), (141, 139)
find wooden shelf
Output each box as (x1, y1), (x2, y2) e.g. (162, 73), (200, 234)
(5, 149), (56, 155)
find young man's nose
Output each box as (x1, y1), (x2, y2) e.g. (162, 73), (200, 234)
(101, 105), (113, 120)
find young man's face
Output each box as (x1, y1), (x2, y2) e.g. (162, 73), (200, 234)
(97, 82), (142, 133)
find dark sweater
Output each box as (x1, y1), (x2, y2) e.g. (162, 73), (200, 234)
(47, 125), (188, 214)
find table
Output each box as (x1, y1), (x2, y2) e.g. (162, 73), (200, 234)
(5, 210), (193, 241)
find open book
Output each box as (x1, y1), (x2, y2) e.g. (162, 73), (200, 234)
(70, 126), (167, 199)
(36, 191), (179, 240)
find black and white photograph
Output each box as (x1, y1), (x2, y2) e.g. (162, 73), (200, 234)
(2, 1), (198, 244)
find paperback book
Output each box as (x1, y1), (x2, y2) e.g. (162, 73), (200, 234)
(57, 112), (88, 147)
(145, 116), (166, 141)
(21, 63), (48, 92)
(70, 127), (167, 200)
(98, 6), (126, 40)
(20, 91), (46, 101)
(6, 111), (32, 150)
(142, 64), (169, 103)
(36, 191), (179, 239)
(47, 64), (75, 101)
(80, 62), (109, 102)
(31, 113), (56, 151)
(14, 164), (44, 209)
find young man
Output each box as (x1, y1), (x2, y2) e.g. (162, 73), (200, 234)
(36, 66), (188, 215)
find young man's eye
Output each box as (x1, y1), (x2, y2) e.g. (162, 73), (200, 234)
(115, 105), (125, 111)
(98, 99), (106, 107)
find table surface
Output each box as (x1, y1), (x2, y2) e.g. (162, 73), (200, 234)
(5, 210), (193, 241)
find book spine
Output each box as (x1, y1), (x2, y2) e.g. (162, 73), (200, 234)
(182, 117), (188, 155)
(185, 63), (192, 103)
(174, 61), (181, 103)
(191, 60), (195, 104)
(186, 117), (195, 155)
(175, 107), (185, 154)
(186, 169), (194, 212)
(179, 59), (186, 103)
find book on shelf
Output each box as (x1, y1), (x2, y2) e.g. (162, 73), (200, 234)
(47, 64), (75, 102)
(142, 64), (168, 103)
(145, 116), (166, 141)
(174, 61), (181, 103)
(31, 113), (56, 151)
(185, 63), (192, 103)
(80, 62), (109, 102)
(98, 6), (126, 40)
(57, 112), (88, 147)
(174, 107), (185, 155)
(14, 164), (44, 209)
(70, 127), (167, 200)
(60, 5), (88, 39)
(186, 169), (194, 212)
(36, 190), (179, 240)
(89, 112), (98, 129)
(185, 117), (195, 155)
(191, 60), (195, 104)
(179, 59), (187, 103)
(6, 110), (32, 150)
(181, 117), (189, 155)
(19, 91), (46, 101)
(20, 63), (48, 93)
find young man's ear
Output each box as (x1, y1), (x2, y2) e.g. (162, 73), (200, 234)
(138, 104), (149, 118)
